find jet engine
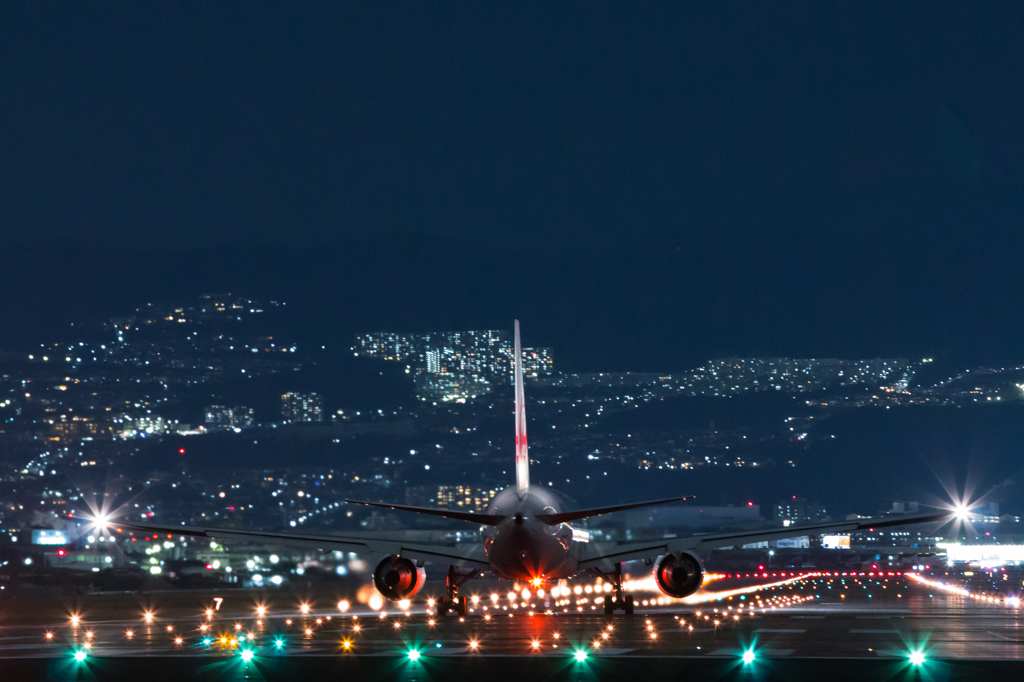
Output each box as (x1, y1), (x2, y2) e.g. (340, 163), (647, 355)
(373, 556), (426, 600)
(652, 552), (704, 599)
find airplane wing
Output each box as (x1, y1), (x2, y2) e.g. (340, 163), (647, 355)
(107, 521), (489, 568)
(536, 495), (696, 525)
(578, 511), (951, 569)
(343, 499), (503, 525)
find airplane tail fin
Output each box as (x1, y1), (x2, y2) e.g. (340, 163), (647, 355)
(514, 320), (530, 492)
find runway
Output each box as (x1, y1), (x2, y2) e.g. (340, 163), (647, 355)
(2, 573), (1022, 680)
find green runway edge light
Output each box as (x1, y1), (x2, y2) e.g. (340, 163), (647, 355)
(742, 649), (756, 665)
(407, 649), (421, 662)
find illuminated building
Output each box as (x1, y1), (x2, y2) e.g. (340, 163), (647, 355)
(415, 372), (491, 402)
(354, 329), (553, 385)
(406, 485), (499, 512)
(281, 393), (323, 423)
(775, 498), (828, 525)
(204, 406), (255, 431)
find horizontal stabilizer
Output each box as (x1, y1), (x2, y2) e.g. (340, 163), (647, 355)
(344, 499), (504, 526)
(536, 495), (695, 525)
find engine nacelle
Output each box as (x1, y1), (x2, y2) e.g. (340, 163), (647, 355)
(373, 556), (426, 600)
(652, 552), (704, 599)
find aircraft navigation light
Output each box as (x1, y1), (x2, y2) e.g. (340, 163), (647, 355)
(574, 650), (588, 662)
(743, 650), (756, 665)
(240, 649), (254, 663)
(909, 650), (926, 666)
(74, 651), (87, 663)
(407, 649), (421, 662)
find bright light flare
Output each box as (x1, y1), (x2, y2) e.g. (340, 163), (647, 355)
(70, 615), (80, 627)
(74, 650), (87, 663)
(574, 650), (588, 662)
(338, 600), (350, 612)
(407, 649), (421, 662)
(240, 649), (254, 663)
(300, 603), (310, 614)
(256, 605), (266, 616)
(143, 612), (154, 624)
(743, 649), (756, 665)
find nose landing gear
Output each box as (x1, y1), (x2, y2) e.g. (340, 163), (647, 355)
(436, 565), (480, 617)
(589, 563), (634, 615)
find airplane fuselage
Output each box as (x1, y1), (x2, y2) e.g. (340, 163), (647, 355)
(483, 486), (580, 581)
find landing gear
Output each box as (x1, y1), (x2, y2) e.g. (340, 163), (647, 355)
(437, 596), (467, 616)
(436, 565), (480, 616)
(589, 563), (634, 615)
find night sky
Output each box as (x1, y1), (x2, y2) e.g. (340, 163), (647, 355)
(2, 3), (1022, 370)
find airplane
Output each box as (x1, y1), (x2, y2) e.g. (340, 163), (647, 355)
(99, 320), (950, 616)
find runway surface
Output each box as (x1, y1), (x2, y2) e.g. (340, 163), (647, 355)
(2, 573), (1022, 680)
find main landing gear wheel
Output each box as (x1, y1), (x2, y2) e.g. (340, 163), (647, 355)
(590, 562), (635, 615)
(438, 565), (480, 616)
(436, 596), (467, 616)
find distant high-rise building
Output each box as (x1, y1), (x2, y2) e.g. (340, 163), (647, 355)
(281, 392), (323, 423)
(204, 405), (255, 431)
(775, 498), (828, 525)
